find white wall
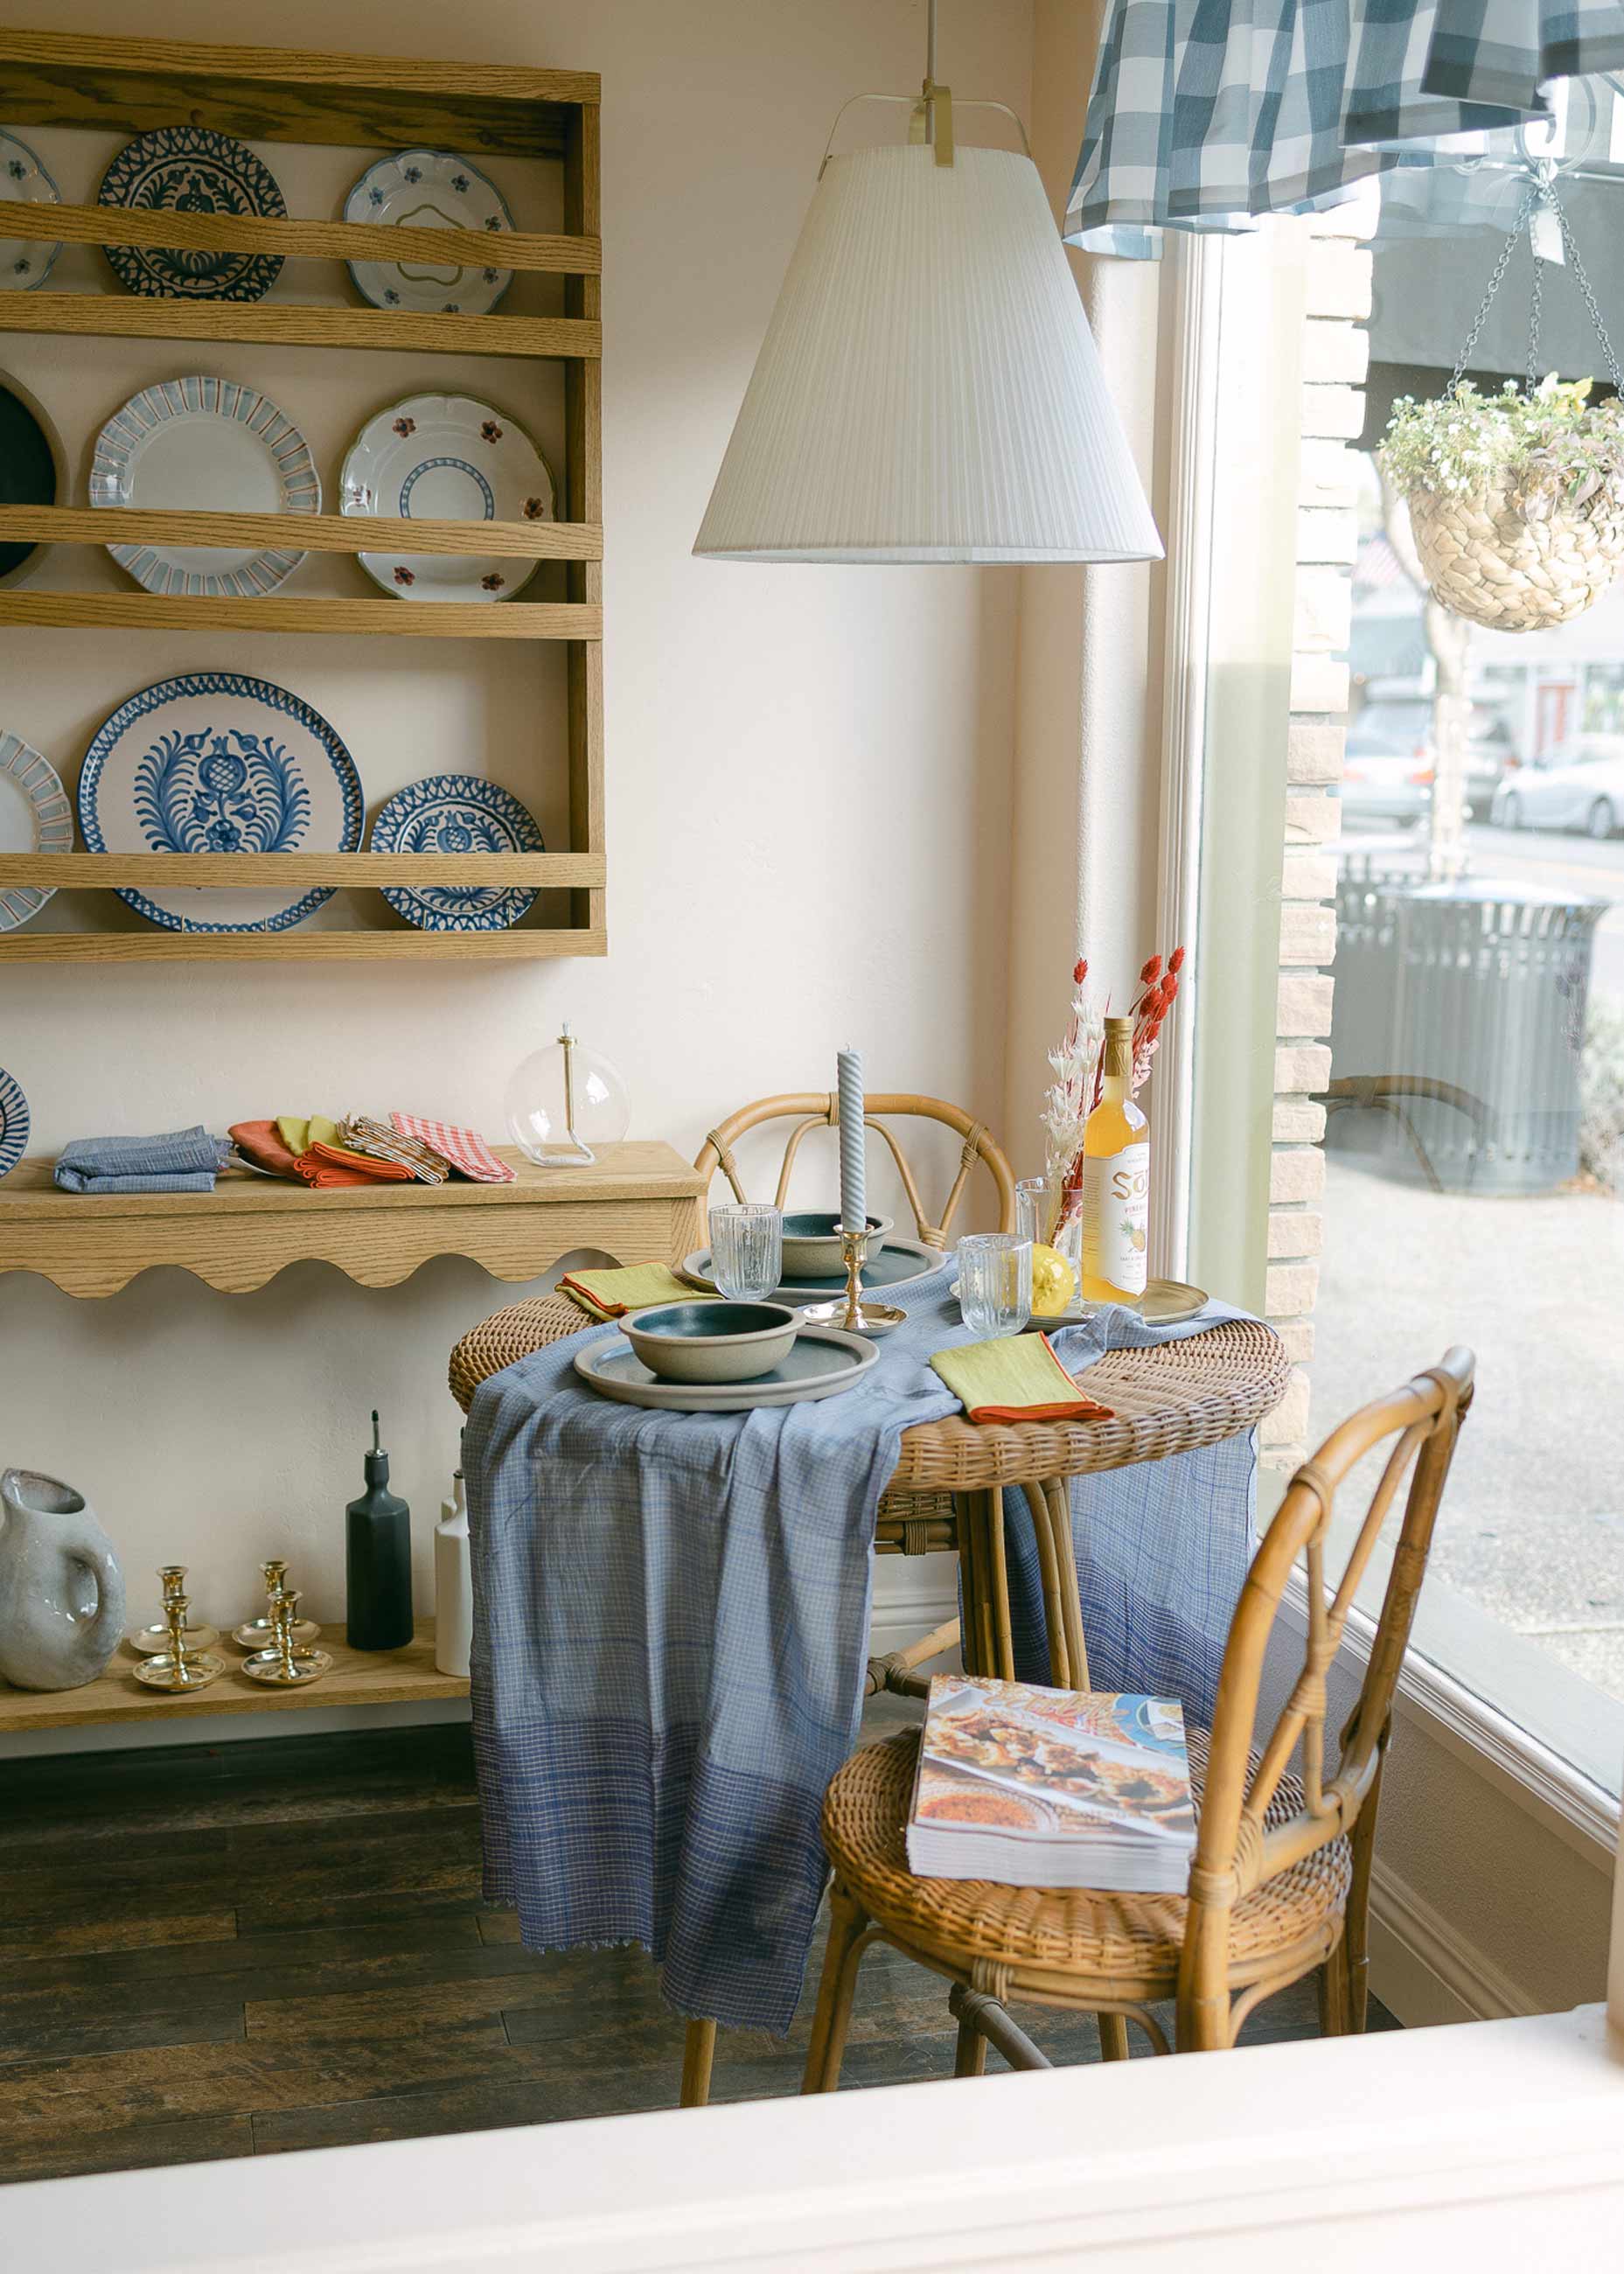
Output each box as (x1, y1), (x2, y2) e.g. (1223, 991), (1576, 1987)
(0, 0), (1032, 1661)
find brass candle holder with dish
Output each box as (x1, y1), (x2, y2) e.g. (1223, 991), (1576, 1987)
(232, 1557), (320, 1650)
(128, 1562), (219, 1655)
(133, 1592), (227, 1693)
(242, 1587), (332, 1688)
(798, 1225), (907, 1337)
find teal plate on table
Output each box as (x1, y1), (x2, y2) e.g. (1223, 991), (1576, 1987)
(575, 1323), (879, 1413)
(680, 1235), (945, 1303)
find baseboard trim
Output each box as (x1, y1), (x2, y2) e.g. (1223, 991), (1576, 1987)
(1370, 1855), (1538, 2027)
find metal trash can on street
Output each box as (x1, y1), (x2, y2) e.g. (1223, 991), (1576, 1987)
(1328, 865), (1607, 1196)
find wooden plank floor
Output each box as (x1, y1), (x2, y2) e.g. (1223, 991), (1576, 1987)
(0, 1704), (1397, 2185)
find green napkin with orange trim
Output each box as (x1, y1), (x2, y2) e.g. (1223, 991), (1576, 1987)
(559, 1263), (721, 1322)
(930, 1333), (1113, 1424)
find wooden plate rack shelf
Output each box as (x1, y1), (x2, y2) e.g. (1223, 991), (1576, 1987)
(0, 28), (605, 961)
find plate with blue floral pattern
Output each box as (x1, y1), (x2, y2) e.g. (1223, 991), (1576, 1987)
(98, 126), (286, 302)
(0, 1066), (26, 1179)
(0, 130), (59, 291)
(369, 773), (543, 932)
(77, 673), (362, 933)
(344, 149), (514, 315)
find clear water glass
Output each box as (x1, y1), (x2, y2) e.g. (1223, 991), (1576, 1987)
(1014, 1176), (1048, 1247)
(958, 1233), (1033, 1339)
(708, 1203), (784, 1301)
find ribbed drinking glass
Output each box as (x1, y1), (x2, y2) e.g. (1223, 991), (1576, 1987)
(958, 1233), (1032, 1339)
(708, 1203), (784, 1301)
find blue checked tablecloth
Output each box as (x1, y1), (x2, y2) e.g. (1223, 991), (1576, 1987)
(466, 1262), (1260, 2033)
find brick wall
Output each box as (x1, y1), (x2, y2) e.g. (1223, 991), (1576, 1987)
(1262, 214), (1372, 1468)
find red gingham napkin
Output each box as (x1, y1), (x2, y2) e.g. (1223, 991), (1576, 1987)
(390, 1113), (516, 1183)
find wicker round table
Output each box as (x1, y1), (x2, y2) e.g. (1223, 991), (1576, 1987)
(449, 1295), (1289, 2105)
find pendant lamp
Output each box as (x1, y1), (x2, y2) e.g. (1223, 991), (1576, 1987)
(694, 15), (1161, 566)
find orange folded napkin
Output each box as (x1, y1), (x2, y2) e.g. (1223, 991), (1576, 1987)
(229, 1120), (303, 1182)
(293, 1141), (416, 1190)
(929, 1333), (1113, 1425)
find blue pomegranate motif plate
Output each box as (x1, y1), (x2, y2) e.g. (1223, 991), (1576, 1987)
(77, 673), (362, 933)
(98, 126), (287, 302)
(0, 1066), (26, 1179)
(368, 773), (543, 931)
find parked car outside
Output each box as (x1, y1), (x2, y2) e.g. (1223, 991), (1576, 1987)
(1342, 696), (1517, 828)
(1491, 736), (1624, 838)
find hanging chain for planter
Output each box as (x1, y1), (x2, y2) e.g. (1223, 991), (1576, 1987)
(1390, 166), (1624, 633)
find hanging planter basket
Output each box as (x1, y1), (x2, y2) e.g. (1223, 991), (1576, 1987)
(1380, 178), (1624, 634)
(1404, 456), (1624, 631)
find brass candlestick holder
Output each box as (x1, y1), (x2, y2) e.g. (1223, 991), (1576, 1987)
(243, 1587), (333, 1688)
(133, 1592), (227, 1692)
(809, 1224), (906, 1338)
(128, 1563), (220, 1656)
(233, 1557), (319, 1651)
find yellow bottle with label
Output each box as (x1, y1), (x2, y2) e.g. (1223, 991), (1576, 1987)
(1081, 1015), (1150, 1307)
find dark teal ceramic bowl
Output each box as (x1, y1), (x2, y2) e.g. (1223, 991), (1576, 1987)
(623, 1300), (801, 1385)
(779, 1212), (893, 1277)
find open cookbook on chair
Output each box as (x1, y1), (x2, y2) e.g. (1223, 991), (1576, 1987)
(905, 1676), (1197, 1893)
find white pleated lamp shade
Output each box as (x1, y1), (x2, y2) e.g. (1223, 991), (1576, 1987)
(694, 142), (1163, 564)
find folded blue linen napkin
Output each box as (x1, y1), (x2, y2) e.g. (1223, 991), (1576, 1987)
(54, 1127), (233, 1195)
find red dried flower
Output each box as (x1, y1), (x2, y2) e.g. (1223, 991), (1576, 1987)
(1139, 954), (1161, 984)
(1168, 946), (1186, 973)
(1072, 958), (1088, 986)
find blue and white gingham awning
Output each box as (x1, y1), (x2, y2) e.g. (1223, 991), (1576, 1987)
(1066, 0), (1601, 256)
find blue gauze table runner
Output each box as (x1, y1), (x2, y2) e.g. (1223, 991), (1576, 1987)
(467, 1261), (1259, 2033)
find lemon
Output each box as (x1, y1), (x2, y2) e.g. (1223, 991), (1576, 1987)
(1029, 1243), (1076, 1317)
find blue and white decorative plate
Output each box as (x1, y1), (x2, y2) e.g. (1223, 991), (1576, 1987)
(0, 129), (59, 291)
(78, 673), (362, 933)
(91, 376), (321, 598)
(369, 773), (543, 931)
(340, 393), (554, 601)
(343, 149), (514, 315)
(0, 1066), (27, 1179)
(98, 127), (286, 302)
(0, 728), (71, 932)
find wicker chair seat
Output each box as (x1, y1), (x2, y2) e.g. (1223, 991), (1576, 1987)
(821, 1726), (1352, 1992)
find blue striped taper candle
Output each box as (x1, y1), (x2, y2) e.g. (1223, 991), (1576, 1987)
(837, 1048), (866, 1235)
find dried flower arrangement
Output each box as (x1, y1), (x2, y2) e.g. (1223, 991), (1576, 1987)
(1042, 948), (1184, 1240)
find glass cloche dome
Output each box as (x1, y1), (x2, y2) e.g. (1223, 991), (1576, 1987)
(505, 1022), (630, 1166)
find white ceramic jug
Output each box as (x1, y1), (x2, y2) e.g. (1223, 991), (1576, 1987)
(0, 1468), (126, 1691)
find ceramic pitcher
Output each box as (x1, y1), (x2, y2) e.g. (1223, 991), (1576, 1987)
(0, 1468), (126, 1691)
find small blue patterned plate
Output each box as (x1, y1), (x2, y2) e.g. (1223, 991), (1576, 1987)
(98, 126), (286, 302)
(369, 773), (544, 932)
(0, 1066), (27, 1179)
(344, 149), (514, 315)
(0, 129), (59, 291)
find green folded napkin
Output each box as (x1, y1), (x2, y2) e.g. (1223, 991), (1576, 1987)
(276, 1114), (344, 1158)
(559, 1263), (721, 1322)
(929, 1333), (1114, 1424)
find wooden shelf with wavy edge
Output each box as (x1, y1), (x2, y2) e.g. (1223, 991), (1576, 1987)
(0, 592), (601, 638)
(0, 1140), (707, 1299)
(0, 929), (608, 962)
(0, 296), (597, 360)
(0, 1620), (468, 1732)
(32, 199), (602, 276)
(0, 854), (605, 889)
(0, 507), (603, 561)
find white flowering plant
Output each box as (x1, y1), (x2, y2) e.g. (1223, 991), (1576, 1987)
(1380, 375), (1624, 524)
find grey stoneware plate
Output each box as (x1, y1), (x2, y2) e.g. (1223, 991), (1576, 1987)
(680, 1234), (944, 1303)
(575, 1323), (878, 1413)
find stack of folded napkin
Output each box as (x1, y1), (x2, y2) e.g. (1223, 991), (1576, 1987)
(54, 1127), (232, 1196)
(929, 1333), (1113, 1425)
(559, 1262), (719, 1322)
(229, 1114), (513, 1191)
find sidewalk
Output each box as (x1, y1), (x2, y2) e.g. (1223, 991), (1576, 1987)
(1311, 1151), (1624, 1700)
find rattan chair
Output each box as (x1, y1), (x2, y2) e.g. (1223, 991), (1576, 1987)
(694, 1091), (1015, 1250)
(800, 1346), (1474, 2082)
